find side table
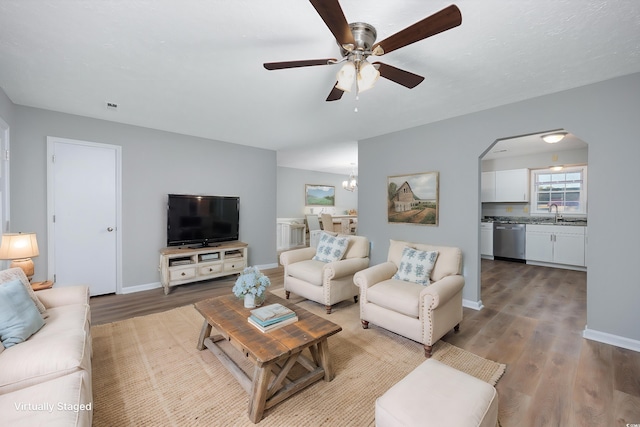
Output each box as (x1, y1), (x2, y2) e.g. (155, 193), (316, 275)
(31, 280), (54, 291)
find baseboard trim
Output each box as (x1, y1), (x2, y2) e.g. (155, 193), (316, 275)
(526, 260), (586, 272)
(118, 264), (278, 295)
(120, 282), (161, 294)
(583, 327), (640, 353)
(256, 262), (279, 270)
(463, 299), (484, 311)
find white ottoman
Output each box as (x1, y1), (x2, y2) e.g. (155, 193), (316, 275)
(375, 359), (498, 427)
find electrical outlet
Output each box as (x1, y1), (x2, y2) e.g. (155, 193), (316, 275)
(506, 206), (513, 213)
(523, 206), (529, 213)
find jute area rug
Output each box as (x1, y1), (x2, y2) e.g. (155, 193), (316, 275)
(92, 290), (505, 426)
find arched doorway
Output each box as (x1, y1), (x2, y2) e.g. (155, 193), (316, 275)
(478, 129), (589, 304)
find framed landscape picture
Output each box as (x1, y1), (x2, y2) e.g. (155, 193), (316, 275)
(387, 171), (439, 225)
(305, 184), (335, 206)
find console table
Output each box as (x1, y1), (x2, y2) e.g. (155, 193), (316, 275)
(159, 242), (248, 295)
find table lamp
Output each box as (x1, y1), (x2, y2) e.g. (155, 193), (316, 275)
(0, 232), (40, 281)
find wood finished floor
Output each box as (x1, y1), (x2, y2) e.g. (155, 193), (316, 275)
(89, 259), (640, 426)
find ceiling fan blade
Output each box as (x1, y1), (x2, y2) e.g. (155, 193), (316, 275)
(372, 5), (462, 55)
(374, 62), (425, 89)
(309, 0), (355, 49)
(326, 84), (344, 101)
(263, 58), (337, 70)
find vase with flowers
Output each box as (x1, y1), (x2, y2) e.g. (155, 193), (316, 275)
(232, 266), (271, 308)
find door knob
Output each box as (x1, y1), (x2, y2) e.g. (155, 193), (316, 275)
(107, 227), (114, 232)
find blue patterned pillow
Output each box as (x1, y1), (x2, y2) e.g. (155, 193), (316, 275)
(312, 232), (350, 263)
(393, 247), (439, 285)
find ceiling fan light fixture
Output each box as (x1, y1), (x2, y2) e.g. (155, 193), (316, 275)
(264, 4), (462, 102)
(335, 61), (356, 92)
(357, 61), (380, 92)
(542, 132), (567, 144)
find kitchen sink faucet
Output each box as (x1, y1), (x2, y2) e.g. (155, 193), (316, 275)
(549, 203), (562, 223)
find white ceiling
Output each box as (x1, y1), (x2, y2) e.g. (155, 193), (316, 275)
(1, 1), (639, 174)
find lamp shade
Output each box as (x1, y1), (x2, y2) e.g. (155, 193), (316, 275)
(335, 62), (356, 92)
(357, 61), (380, 92)
(0, 233), (40, 260)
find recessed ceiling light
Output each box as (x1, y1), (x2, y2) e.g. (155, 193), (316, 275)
(541, 132), (567, 143)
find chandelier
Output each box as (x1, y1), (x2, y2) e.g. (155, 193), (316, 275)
(342, 164), (358, 192)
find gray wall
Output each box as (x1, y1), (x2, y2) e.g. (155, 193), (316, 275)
(277, 166), (358, 218)
(0, 88), (14, 124)
(358, 72), (640, 342)
(8, 104), (277, 290)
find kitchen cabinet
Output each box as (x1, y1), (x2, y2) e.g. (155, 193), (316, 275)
(480, 223), (493, 258)
(525, 228), (554, 262)
(584, 227), (588, 267)
(495, 169), (529, 202)
(525, 225), (586, 268)
(481, 169), (529, 202)
(481, 172), (496, 202)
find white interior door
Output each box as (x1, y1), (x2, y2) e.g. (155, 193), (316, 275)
(47, 137), (121, 296)
(0, 117), (10, 270)
(0, 116), (9, 234)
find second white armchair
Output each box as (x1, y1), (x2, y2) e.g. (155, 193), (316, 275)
(354, 239), (464, 357)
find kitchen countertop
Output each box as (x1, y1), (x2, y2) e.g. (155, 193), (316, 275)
(482, 217), (587, 227)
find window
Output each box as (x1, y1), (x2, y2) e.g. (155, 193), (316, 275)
(530, 166), (587, 215)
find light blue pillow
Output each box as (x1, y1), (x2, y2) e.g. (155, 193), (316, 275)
(393, 247), (439, 285)
(0, 279), (45, 348)
(312, 232), (350, 263)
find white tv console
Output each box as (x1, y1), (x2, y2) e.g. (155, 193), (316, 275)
(159, 241), (248, 295)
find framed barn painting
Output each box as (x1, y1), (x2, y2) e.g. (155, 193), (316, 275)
(305, 184), (335, 206)
(387, 171), (439, 225)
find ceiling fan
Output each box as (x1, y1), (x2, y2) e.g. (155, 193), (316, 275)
(263, 1), (462, 102)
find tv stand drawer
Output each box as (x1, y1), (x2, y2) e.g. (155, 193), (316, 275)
(224, 259), (246, 272)
(199, 263), (223, 276)
(169, 267), (196, 281)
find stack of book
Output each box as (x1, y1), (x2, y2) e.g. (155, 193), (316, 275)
(248, 303), (298, 333)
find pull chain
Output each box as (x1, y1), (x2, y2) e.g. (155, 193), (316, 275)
(354, 63), (360, 113)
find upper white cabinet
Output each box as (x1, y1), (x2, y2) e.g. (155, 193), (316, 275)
(481, 169), (529, 202)
(481, 172), (496, 202)
(495, 169), (529, 202)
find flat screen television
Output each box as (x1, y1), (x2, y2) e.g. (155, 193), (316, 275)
(167, 194), (239, 247)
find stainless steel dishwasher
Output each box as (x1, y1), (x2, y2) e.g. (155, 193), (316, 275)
(493, 222), (526, 261)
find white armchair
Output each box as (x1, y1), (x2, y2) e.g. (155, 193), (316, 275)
(354, 240), (464, 357)
(280, 233), (370, 314)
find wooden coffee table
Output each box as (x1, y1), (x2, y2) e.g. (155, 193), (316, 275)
(195, 294), (342, 423)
